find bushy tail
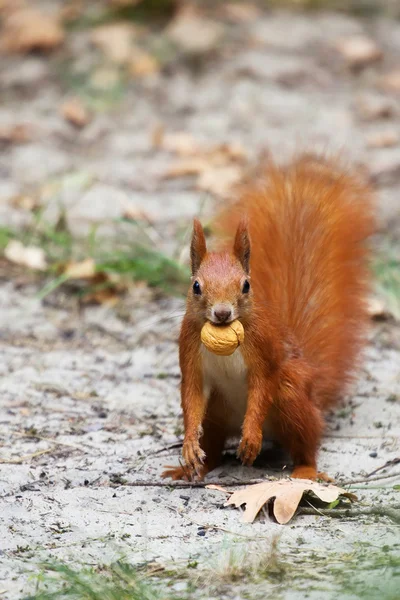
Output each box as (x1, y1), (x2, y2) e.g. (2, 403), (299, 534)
(215, 154), (376, 407)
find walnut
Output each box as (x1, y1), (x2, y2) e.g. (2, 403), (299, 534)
(201, 320), (244, 356)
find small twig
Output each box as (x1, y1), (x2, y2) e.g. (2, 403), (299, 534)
(366, 457), (400, 478)
(342, 470), (400, 485)
(0, 448), (53, 464)
(147, 442), (183, 456)
(305, 498), (326, 517)
(103, 479), (264, 488)
(11, 431), (94, 452)
(143, 373), (181, 380)
(325, 434), (387, 439)
(297, 505), (400, 524)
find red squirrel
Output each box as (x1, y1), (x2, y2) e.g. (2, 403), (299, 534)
(162, 154), (375, 482)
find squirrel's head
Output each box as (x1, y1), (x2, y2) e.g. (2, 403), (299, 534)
(188, 219), (252, 325)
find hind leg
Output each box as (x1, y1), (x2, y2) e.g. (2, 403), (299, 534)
(272, 360), (327, 481)
(162, 406), (227, 481)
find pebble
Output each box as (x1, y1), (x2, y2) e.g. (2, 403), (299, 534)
(335, 35), (382, 69)
(369, 451), (378, 458)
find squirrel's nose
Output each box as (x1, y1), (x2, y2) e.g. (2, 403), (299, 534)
(213, 305), (232, 323)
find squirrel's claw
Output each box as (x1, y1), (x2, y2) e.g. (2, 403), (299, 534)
(182, 438), (205, 475)
(161, 465), (192, 481)
(161, 464), (209, 481)
(237, 433), (262, 466)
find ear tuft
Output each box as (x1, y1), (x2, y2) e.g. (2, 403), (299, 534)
(234, 218), (251, 273)
(190, 219), (207, 275)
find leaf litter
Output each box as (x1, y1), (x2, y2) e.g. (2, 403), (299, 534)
(208, 479), (357, 524)
(0, 3), (64, 53)
(157, 129), (248, 198)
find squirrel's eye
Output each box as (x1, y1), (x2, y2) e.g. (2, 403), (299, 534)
(193, 281), (201, 295)
(242, 280), (250, 294)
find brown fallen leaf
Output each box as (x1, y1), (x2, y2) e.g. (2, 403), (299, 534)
(0, 123), (32, 143)
(128, 48), (159, 78)
(197, 165), (243, 199)
(122, 204), (152, 222)
(222, 3), (261, 23)
(1, 7), (64, 53)
(335, 36), (382, 70)
(207, 479), (356, 524)
(162, 132), (199, 156)
(61, 97), (90, 129)
(10, 194), (40, 211)
(4, 240), (47, 271)
(367, 296), (393, 321)
(64, 258), (96, 280)
(167, 6), (223, 54)
(90, 23), (135, 63)
(81, 287), (120, 307)
(366, 131), (399, 149)
(58, 0), (84, 23)
(163, 157), (210, 178)
(60, 260), (123, 306)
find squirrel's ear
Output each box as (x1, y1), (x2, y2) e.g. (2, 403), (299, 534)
(190, 219), (207, 275)
(234, 219), (250, 273)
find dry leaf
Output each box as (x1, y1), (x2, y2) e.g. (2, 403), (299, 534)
(163, 157), (210, 178)
(4, 240), (47, 271)
(10, 194), (40, 211)
(167, 6), (223, 54)
(162, 132), (199, 156)
(123, 204), (152, 222)
(222, 3), (261, 23)
(366, 131), (399, 149)
(91, 23), (134, 63)
(1, 8), (64, 53)
(367, 297), (393, 321)
(64, 258), (96, 279)
(159, 131), (247, 196)
(208, 479), (356, 524)
(81, 288), (120, 307)
(0, 123), (32, 143)
(59, 0), (84, 23)
(61, 97), (90, 128)
(197, 165), (243, 198)
(335, 36), (382, 69)
(129, 49), (159, 77)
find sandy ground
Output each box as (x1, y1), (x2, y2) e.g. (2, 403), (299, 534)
(0, 4), (400, 599)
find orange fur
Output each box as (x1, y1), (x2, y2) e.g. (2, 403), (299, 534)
(162, 154), (375, 482)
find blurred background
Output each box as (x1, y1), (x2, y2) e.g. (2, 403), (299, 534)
(1, 2), (400, 599)
(0, 0), (399, 312)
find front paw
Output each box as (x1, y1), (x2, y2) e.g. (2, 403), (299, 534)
(237, 432), (262, 466)
(161, 465), (193, 481)
(182, 437), (205, 475)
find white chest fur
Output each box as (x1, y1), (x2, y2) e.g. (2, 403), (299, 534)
(200, 346), (248, 434)
(200, 347), (274, 438)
